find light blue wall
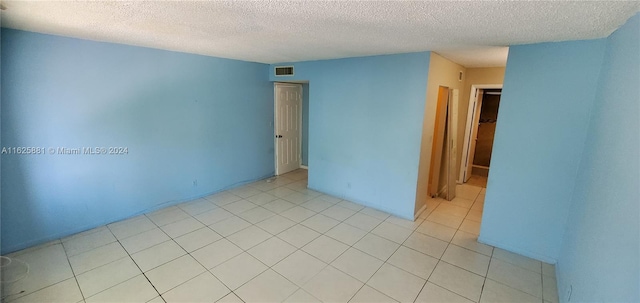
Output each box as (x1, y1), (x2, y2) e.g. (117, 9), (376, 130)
(479, 40), (606, 262)
(271, 52), (430, 219)
(557, 14), (639, 302)
(302, 83), (309, 166)
(1, 29), (274, 254)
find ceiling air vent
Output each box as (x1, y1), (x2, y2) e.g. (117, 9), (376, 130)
(275, 66), (294, 76)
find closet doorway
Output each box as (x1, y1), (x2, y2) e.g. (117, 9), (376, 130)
(459, 85), (502, 187)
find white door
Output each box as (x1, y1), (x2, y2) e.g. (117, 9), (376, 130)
(465, 90), (483, 182)
(274, 83), (302, 175)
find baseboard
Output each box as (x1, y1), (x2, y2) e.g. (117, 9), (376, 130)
(437, 185), (447, 198)
(300, 165), (308, 169)
(478, 235), (557, 264)
(414, 203), (427, 220)
(0, 173), (276, 255)
(306, 186), (414, 221)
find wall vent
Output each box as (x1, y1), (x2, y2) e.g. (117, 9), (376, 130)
(275, 66), (294, 76)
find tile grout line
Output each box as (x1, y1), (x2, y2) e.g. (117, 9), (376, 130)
(16, 177), (557, 303)
(479, 247), (497, 303)
(472, 187), (489, 303)
(426, 235), (483, 302)
(151, 174), (323, 301)
(60, 239), (89, 302)
(321, 191), (475, 302)
(265, 188), (373, 302)
(230, 178), (409, 302)
(275, 193), (374, 302)
(61, 229), (154, 302)
(186, 189), (301, 291)
(540, 261), (544, 302)
(339, 212), (410, 303)
(1, 242), (83, 303)
(411, 222), (462, 303)
(139, 211), (228, 301)
(108, 219), (165, 302)
(5, 174), (302, 303)
(415, 189), (487, 302)
(463, 188), (547, 302)
(214, 173), (320, 301)
(155, 192), (301, 299)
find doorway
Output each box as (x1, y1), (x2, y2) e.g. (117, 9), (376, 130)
(459, 85), (503, 187)
(274, 83), (302, 175)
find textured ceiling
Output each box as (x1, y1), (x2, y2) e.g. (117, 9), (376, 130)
(1, 1), (639, 67)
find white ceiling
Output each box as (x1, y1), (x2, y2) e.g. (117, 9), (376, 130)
(1, 1), (639, 67)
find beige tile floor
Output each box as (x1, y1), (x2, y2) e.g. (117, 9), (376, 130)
(465, 175), (488, 188)
(1, 169), (559, 303)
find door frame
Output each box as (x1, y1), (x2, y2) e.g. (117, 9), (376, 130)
(274, 82), (303, 175)
(459, 84), (502, 183)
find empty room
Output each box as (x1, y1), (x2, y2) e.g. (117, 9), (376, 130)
(1, 1), (638, 303)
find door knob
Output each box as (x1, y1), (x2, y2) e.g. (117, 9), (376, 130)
(276, 135), (283, 138)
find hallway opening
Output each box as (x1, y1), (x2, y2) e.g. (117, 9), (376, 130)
(460, 86), (503, 188)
